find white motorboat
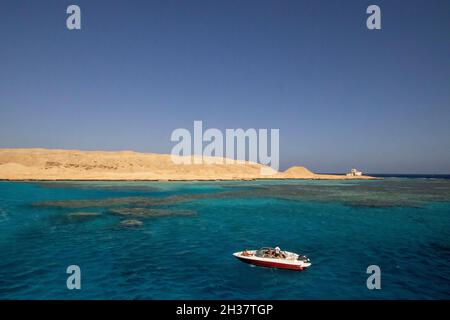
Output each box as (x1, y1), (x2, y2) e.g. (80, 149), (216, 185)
(233, 247), (311, 271)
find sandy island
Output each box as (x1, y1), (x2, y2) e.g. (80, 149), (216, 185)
(0, 148), (377, 181)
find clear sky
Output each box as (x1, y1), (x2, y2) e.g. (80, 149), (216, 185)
(0, 0), (449, 173)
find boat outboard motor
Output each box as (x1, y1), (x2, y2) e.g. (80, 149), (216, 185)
(298, 255), (310, 262)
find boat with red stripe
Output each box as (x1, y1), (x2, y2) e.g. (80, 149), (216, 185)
(233, 247), (311, 271)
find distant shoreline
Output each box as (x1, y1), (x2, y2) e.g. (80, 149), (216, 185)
(0, 176), (381, 182)
(2, 174), (449, 182)
(0, 148), (378, 181)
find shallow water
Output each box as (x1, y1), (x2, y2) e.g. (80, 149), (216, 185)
(0, 179), (449, 299)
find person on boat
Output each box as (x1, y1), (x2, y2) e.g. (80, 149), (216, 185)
(274, 247), (286, 259)
(274, 247), (281, 257)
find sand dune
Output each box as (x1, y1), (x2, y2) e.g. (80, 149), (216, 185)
(0, 148), (375, 181)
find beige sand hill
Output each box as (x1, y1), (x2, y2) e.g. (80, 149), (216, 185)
(0, 148), (376, 181)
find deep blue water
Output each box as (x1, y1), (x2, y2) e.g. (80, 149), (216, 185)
(0, 179), (449, 299)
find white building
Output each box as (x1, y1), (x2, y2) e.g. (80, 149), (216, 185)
(346, 168), (362, 177)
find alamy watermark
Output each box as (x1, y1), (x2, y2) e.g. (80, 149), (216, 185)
(366, 5), (381, 30)
(66, 5), (81, 30)
(65, 4), (381, 31)
(366, 265), (381, 290)
(170, 121), (279, 175)
(66, 265), (81, 290)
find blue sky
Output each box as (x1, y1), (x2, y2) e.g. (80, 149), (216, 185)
(0, 0), (449, 173)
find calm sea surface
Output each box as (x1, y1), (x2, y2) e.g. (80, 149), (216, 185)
(0, 177), (449, 299)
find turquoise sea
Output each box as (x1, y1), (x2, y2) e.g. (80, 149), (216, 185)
(0, 178), (449, 299)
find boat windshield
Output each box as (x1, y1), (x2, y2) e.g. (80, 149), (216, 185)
(255, 247), (288, 259)
(255, 247), (276, 258)
(255, 248), (271, 257)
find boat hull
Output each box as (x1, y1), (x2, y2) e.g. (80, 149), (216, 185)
(235, 256), (306, 271)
